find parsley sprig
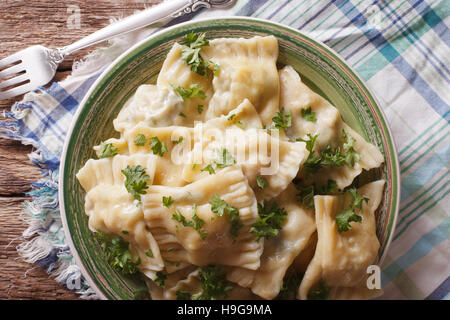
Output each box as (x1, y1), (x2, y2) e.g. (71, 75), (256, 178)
(181, 32), (220, 76)
(342, 129), (360, 167)
(94, 231), (140, 275)
(301, 106), (317, 122)
(296, 180), (338, 209)
(98, 141), (118, 158)
(133, 134), (147, 146)
(250, 200), (288, 241)
(154, 271), (167, 288)
(214, 148), (235, 168)
(172, 83), (206, 101)
(297, 130), (361, 178)
(172, 205), (207, 240)
(335, 188), (369, 233)
(209, 195), (243, 239)
(270, 108), (292, 131)
(256, 176), (268, 189)
(121, 165), (150, 201)
(149, 136), (168, 157)
(163, 196), (174, 208)
(192, 265), (233, 300)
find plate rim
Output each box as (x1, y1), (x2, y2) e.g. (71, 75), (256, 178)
(59, 16), (400, 300)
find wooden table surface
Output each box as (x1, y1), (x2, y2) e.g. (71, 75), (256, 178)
(0, 0), (162, 300)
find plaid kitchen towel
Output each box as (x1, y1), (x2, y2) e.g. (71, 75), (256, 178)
(1, 0), (448, 300)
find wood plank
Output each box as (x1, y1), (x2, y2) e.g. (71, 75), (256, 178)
(0, 0), (163, 299)
(0, 197), (79, 299)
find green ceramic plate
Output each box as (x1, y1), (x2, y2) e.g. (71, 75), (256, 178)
(60, 17), (400, 300)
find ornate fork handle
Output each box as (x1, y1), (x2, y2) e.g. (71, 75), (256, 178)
(171, 0), (212, 17)
(171, 0), (234, 18)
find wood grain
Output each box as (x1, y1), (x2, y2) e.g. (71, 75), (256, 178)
(0, 0), (163, 300)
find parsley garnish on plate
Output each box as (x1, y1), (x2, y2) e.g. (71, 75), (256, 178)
(154, 271), (167, 288)
(181, 32), (220, 76)
(172, 83), (206, 101)
(297, 133), (360, 177)
(172, 205), (207, 240)
(250, 200), (288, 241)
(145, 249), (154, 258)
(201, 164), (216, 175)
(271, 108), (292, 131)
(214, 148), (235, 168)
(197, 104), (204, 114)
(121, 165), (150, 201)
(149, 136), (168, 157)
(335, 188), (369, 233)
(98, 141), (118, 158)
(296, 180), (338, 209)
(301, 106), (317, 122)
(209, 194), (243, 239)
(133, 134), (147, 146)
(94, 231), (140, 275)
(162, 196), (174, 208)
(176, 290), (191, 300)
(342, 129), (360, 167)
(172, 137), (184, 145)
(191, 265), (233, 300)
(256, 176), (268, 189)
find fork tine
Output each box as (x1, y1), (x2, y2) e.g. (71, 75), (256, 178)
(0, 83), (33, 100)
(0, 74), (29, 90)
(0, 64), (25, 80)
(0, 52), (22, 70)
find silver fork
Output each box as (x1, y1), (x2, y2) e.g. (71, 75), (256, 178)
(0, 0), (235, 100)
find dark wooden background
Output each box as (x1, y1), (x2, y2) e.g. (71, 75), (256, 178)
(0, 0), (163, 300)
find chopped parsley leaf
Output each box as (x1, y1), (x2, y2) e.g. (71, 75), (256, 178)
(181, 32), (210, 76)
(149, 136), (168, 157)
(296, 180), (338, 209)
(209, 194), (243, 239)
(176, 290), (191, 300)
(172, 206), (207, 240)
(214, 148), (235, 169)
(133, 134), (147, 146)
(191, 265), (233, 300)
(172, 137), (184, 145)
(98, 141), (118, 158)
(250, 200), (288, 241)
(94, 231), (140, 275)
(162, 196), (174, 208)
(335, 188), (369, 233)
(121, 165), (150, 201)
(145, 249), (154, 258)
(172, 83), (206, 101)
(154, 272), (167, 288)
(201, 164), (216, 175)
(301, 106), (317, 122)
(197, 104), (204, 114)
(342, 129), (360, 167)
(271, 108), (292, 131)
(256, 176), (268, 190)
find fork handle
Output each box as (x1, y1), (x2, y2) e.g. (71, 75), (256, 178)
(60, 0), (192, 56)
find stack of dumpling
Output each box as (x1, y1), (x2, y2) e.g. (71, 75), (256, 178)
(76, 35), (385, 300)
